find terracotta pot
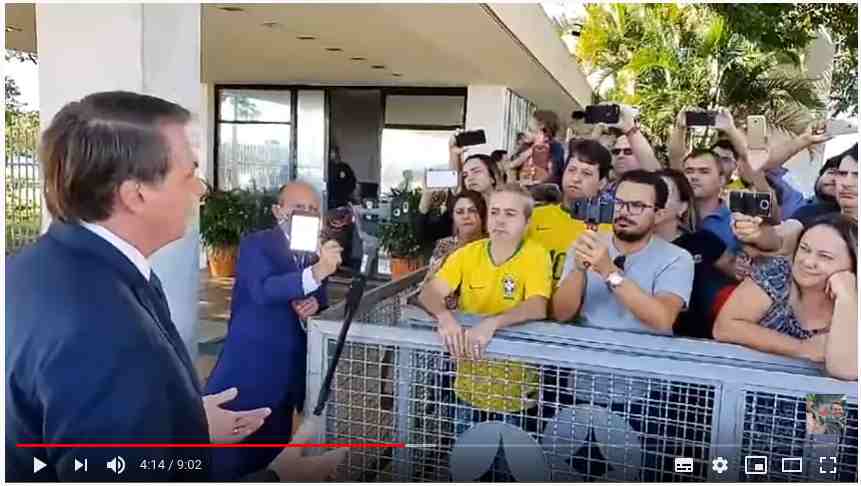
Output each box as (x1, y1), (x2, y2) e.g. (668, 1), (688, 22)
(207, 245), (238, 277)
(390, 256), (423, 280)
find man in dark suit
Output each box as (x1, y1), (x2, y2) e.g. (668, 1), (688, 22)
(5, 91), (344, 481)
(204, 181), (343, 480)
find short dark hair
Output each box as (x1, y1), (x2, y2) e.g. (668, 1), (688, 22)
(710, 139), (739, 160)
(821, 153), (843, 177)
(683, 148), (724, 175)
(40, 91), (191, 223)
(795, 213), (857, 274)
(567, 138), (612, 180)
(617, 169), (669, 209)
(533, 110), (560, 137)
(463, 153), (500, 187)
(490, 150), (508, 163)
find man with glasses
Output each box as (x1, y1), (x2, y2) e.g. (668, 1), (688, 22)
(551, 170), (694, 334)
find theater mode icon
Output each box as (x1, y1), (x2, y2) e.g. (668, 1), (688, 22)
(745, 455), (768, 475)
(674, 457), (694, 473)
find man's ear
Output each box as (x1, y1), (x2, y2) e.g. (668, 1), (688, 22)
(117, 179), (146, 215)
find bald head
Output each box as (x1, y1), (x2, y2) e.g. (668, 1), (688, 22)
(273, 180), (322, 222)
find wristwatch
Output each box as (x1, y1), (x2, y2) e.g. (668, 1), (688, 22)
(606, 271), (624, 291)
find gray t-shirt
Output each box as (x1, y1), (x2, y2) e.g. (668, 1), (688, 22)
(561, 235), (694, 335)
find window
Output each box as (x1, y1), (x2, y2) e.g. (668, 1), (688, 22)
(380, 128), (455, 195)
(217, 89), (292, 191)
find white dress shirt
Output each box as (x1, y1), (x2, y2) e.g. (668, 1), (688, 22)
(80, 222), (152, 281)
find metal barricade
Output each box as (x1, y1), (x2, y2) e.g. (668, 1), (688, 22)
(307, 269), (858, 482)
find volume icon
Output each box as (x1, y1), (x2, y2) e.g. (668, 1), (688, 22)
(106, 456), (125, 475)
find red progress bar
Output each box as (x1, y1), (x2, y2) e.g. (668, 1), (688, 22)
(18, 443), (405, 449)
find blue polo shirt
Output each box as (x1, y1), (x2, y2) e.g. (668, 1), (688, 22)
(700, 204), (742, 255)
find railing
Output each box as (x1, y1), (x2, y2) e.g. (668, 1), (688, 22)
(306, 269), (857, 482)
(5, 124), (42, 255)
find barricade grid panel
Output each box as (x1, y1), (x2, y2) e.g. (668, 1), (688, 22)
(322, 340), (717, 482)
(739, 391), (858, 482)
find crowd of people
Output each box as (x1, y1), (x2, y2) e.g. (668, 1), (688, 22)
(6, 89), (856, 482)
(413, 106), (858, 383)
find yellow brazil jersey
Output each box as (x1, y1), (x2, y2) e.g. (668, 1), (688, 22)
(436, 238), (552, 413)
(525, 203), (612, 285)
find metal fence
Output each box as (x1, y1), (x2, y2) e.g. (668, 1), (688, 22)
(5, 124), (42, 254)
(306, 270), (858, 482)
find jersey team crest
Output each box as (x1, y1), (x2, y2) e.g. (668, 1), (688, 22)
(502, 274), (517, 300)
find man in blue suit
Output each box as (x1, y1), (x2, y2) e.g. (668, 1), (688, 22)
(204, 181), (343, 480)
(5, 91), (344, 481)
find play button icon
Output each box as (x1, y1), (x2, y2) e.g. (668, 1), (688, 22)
(33, 457), (47, 474)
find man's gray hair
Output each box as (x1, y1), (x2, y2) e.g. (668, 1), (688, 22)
(277, 179), (322, 201)
(491, 183), (535, 220)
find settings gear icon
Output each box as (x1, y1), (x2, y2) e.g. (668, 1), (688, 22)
(712, 456), (729, 474)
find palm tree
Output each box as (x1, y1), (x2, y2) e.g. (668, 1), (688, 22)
(571, 3), (825, 148)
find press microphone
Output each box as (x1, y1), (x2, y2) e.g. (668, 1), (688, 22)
(313, 233), (379, 416)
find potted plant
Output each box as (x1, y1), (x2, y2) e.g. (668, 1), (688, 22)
(378, 187), (432, 280)
(200, 188), (255, 277)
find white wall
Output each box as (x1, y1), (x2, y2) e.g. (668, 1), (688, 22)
(36, 3), (204, 360)
(465, 85), (509, 155)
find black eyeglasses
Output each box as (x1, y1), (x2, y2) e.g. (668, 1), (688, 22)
(613, 198), (655, 216)
(613, 255), (626, 271)
(611, 148), (635, 156)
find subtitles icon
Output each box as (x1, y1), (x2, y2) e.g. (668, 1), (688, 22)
(781, 457), (802, 473)
(745, 455), (768, 475)
(674, 457), (694, 473)
(819, 456), (838, 474)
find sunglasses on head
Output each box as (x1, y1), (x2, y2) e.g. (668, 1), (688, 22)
(611, 148), (635, 156)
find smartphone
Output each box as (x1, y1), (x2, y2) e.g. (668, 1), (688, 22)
(585, 104), (620, 125)
(455, 129), (486, 147)
(824, 119), (858, 138)
(425, 169), (459, 189)
(568, 197), (614, 225)
(729, 190), (771, 218)
(747, 115), (767, 150)
(685, 111), (717, 127)
(288, 213), (321, 253)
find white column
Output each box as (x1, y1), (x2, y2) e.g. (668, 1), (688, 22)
(37, 3), (204, 360)
(465, 85), (509, 155)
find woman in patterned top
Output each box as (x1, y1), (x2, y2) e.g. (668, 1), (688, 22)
(417, 190), (488, 309)
(714, 214), (857, 380)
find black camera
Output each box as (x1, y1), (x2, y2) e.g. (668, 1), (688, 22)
(685, 110), (717, 127)
(584, 104), (620, 125)
(454, 129), (487, 148)
(568, 197), (614, 225)
(729, 190), (771, 218)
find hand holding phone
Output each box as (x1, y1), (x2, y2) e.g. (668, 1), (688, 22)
(729, 190), (772, 218)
